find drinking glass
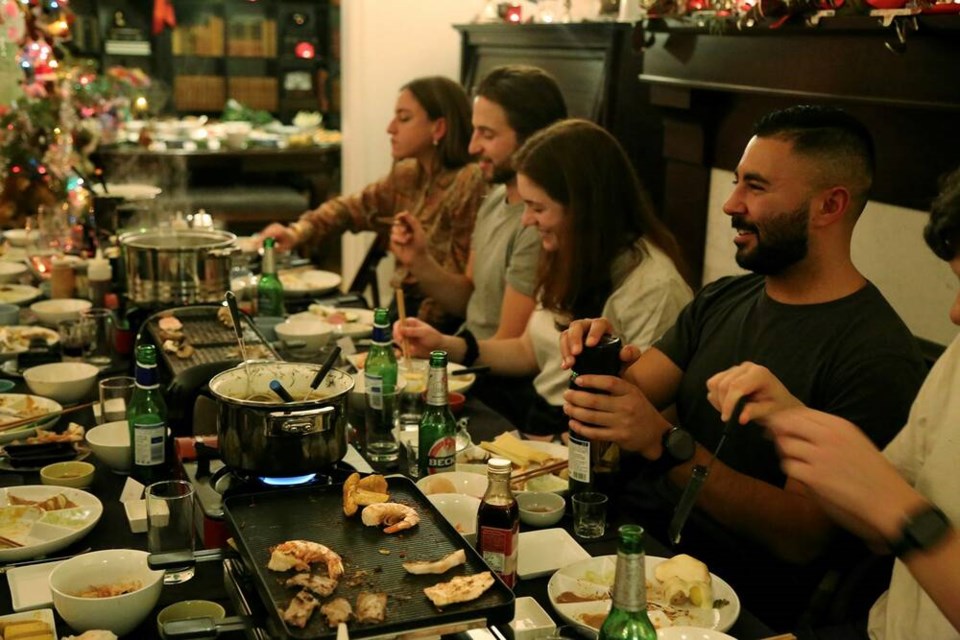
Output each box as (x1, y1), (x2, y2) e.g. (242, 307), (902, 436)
(99, 376), (135, 424)
(81, 308), (115, 366)
(572, 492), (608, 540)
(58, 319), (91, 363)
(146, 480), (196, 585)
(398, 426), (419, 478)
(365, 388), (400, 466)
(397, 359), (427, 429)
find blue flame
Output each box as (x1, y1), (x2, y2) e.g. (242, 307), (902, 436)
(259, 474), (317, 487)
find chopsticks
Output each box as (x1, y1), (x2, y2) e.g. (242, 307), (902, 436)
(510, 459), (568, 487)
(0, 401), (97, 434)
(395, 287), (411, 367)
(0, 535), (23, 549)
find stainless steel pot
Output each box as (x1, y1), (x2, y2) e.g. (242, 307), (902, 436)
(120, 228), (238, 306)
(209, 362), (354, 477)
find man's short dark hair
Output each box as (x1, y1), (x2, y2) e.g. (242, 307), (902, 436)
(925, 167), (960, 261)
(753, 105), (875, 212)
(474, 65), (568, 143)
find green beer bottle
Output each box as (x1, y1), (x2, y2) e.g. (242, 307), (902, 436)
(365, 308), (399, 460)
(128, 344), (169, 485)
(257, 237), (285, 317)
(418, 350), (457, 477)
(598, 525), (658, 640)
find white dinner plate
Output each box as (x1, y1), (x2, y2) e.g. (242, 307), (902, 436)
(0, 394), (62, 444)
(292, 305), (375, 339)
(7, 560), (64, 611)
(0, 486), (103, 562)
(0, 284), (41, 305)
(0, 325), (59, 361)
(278, 269), (342, 296)
(518, 528), (590, 580)
(347, 355), (476, 394)
(547, 555), (740, 636)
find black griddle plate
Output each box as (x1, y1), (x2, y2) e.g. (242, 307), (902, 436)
(223, 476), (515, 640)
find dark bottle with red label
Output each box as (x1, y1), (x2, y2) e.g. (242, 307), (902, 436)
(568, 334), (622, 500)
(477, 457), (519, 587)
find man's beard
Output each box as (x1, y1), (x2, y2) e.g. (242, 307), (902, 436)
(732, 204), (810, 275)
(488, 162), (515, 185)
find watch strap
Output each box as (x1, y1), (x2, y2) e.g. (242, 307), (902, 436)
(889, 504), (951, 558)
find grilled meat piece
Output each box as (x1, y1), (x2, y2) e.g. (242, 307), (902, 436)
(282, 590), (319, 629)
(320, 597), (353, 627)
(285, 573), (339, 598)
(356, 591), (387, 624)
(424, 572), (494, 608)
(403, 549), (466, 575)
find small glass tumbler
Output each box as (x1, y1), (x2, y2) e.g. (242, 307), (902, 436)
(58, 319), (91, 363)
(146, 480), (196, 585)
(572, 491), (609, 540)
(397, 359), (428, 429)
(81, 308), (114, 366)
(364, 387), (400, 466)
(99, 376), (135, 425)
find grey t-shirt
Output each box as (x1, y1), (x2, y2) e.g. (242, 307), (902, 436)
(464, 185), (541, 339)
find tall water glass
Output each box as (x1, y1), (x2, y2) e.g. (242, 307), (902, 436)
(146, 480), (196, 585)
(81, 308), (114, 366)
(99, 376), (135, 424)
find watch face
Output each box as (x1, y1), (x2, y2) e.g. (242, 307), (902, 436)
(665, 428), (695, 462)
(910, 507), (951, 549)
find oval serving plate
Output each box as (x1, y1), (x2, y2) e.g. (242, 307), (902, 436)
(0, 394), (63, 445)
(0, 485), (103, 562)
(547, 555), (740, 636)
(0, 285), (42, 306)
(0, 326), (59, 361)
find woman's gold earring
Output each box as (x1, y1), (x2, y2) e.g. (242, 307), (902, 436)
(432, 138), (439, 147)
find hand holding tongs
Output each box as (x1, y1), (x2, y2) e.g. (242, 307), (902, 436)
(668, 396), (748, 545)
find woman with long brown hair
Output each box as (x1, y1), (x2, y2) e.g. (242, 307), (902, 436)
(396, 119), (692, 437)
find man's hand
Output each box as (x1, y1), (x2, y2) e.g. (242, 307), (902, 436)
(706, 362), (804, 424)
(559, 318), (640, 371)
(393, 317), (444, 359)
(260, 223), (298, 252)
(389, 212), (427, 269)
(563, 375), (667, 459)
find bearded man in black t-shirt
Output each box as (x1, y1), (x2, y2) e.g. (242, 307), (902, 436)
(558, 105), (927, 630)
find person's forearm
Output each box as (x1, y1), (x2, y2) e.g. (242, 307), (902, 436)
(668, 444), (835, 563)
(474, 336), (539, 377)
(902, 531), (960, 632)
(408, 256), (473, 316)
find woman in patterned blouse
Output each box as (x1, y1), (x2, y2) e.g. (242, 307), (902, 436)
(261, 76), (486, 330)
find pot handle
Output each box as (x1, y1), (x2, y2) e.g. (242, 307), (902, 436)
(149, 547), (225, 571)
(268, 404), (336, 436)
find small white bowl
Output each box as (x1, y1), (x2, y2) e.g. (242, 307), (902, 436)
(30, 299), (92, 326)
(417, 471), (488, 499)
(49, 549), (164, 636)
(516, 492), (565, 527)
(0, 261), (27, 283)
(428, 493), (480, 545)
(510, 596), (556, 640)
(24, 362), (99, 403)
(274, 319), (334, 351)
(3, 229), (40, 247)
(85, 420), (131, 474)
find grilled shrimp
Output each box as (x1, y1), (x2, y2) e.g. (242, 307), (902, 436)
(361, 502), (419, 534)
(268, 540), (344, 579)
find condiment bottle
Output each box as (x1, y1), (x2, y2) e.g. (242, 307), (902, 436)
(257, 237), (284, 317)
(568, 334), (622, 501)
(418, 350), (457, 477)
(128, 344), (169, 484)
(87, 249), (112, 308)
(50, 257), (76, 299)
(598, 524), (657, 640)
(476, 457), (519, 587)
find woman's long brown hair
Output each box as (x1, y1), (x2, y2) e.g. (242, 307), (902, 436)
(513, 119), (685, 321)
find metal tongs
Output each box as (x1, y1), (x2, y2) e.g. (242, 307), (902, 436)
(668, 396), (748, 545)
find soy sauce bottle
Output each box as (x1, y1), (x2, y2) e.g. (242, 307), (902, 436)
(476, 458), (519, 587)
(568, 335), (622, 500)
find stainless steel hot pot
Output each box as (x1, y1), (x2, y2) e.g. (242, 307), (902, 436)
(120, 228), (238, 306)
(208, 362), (354, 477)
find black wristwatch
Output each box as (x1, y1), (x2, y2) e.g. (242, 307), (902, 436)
(889, 504), (952, 558)
(648, 426), (695, 476)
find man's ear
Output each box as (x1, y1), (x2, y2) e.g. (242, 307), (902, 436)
(812, 186), (851, 228)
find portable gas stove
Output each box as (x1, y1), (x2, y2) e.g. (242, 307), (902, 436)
(176, 437), (374, 549)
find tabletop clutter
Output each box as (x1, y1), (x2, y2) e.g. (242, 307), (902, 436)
(0, 212), (752, 640)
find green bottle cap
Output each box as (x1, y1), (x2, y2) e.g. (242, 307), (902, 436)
(429, 350), (447, 368)
(373, 307), (390, 326)
(263, 237), (275, 249)
(136, 343), (157, 365)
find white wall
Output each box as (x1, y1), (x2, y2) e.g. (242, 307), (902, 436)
(703, 168), (960, 346)
(339, 0), (485, 302)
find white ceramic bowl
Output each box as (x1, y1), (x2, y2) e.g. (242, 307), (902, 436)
(0, 261), (27, 283)
(417, 471), (488, 499)
(274, 319), (334, 351)
(428, 493), (480, 544)
(49, 549), (164, 636)
(85, 420), (131, 474)
(516, 491), (565, 527)
(30, 299), (92, 326)
(3, 229), (40, 247)
(23, 362), (99, 403)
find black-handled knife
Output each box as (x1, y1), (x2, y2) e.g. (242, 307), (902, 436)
(668, 395), (748, 545)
